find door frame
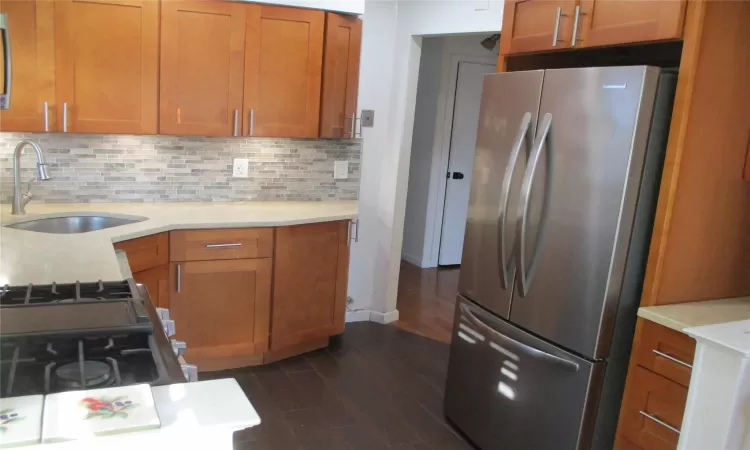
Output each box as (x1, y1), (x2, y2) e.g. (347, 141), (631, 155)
(427, 55), (496, 267)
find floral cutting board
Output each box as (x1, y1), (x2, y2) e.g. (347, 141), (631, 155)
(0, 395), (43, 448)
(42, 384), (160, 443)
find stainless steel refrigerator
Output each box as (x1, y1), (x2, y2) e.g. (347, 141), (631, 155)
(444, 66), (676, 450)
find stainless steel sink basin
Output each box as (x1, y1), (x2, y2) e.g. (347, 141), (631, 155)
(5, 214), (146, 234)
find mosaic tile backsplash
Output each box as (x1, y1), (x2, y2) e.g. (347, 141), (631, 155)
(0, 133), (361, 203)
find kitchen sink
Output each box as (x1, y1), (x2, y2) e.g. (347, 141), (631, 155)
(4, 214), (147, 234)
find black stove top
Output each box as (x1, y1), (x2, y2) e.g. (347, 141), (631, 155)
(0, 280), (184, 398)
(0, 280), (152, 339)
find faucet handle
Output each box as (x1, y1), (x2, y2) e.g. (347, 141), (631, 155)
(21, 177), (36, 207)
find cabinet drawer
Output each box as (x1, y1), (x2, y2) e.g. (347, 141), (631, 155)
(635, 320), (695, 387)
(170, 228), (273, 262)
(114, 233), (169, 273)
(620, 366), (687, 450)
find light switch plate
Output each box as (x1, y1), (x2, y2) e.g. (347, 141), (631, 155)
(232, 158), (249, 178)
(334, 161), (349, 179)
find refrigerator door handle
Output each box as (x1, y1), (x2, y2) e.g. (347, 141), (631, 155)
(460, 303), (579, 372)
(497, 112), (533, 289)
(516, 113), (554, 298)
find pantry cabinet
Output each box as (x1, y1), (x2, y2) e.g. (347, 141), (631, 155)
(319, 13), (362, 139)
(0, 0), (56, 132)
(243, 5), (325, 138)
(159, 1), (247, 136)
(54, 0), (159, 134)
(499, 0), (687, 55)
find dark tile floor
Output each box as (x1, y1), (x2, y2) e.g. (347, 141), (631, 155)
(202, 322), (473, 450)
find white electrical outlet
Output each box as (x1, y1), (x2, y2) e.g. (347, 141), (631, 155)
(232, 158), (249, 178)
(334, 160), (349, 180)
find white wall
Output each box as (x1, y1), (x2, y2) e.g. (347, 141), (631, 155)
(402, 34), (498, 268)
(348, 0), (503, 319)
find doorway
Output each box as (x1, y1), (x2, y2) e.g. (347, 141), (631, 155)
(438, 61), (495, 266)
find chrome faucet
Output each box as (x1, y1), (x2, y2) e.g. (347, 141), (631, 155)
(12, 140), (51, 215)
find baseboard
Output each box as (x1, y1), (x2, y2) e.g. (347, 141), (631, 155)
(345, 309), (400, 324)
(369, 309), (399, 324)
(345, 309), (371, 322)
(401, 253), (423, 267)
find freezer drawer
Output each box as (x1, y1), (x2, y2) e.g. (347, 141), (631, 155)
(445, 296), (605, 450)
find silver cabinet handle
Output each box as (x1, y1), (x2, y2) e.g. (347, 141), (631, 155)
(43, 101), (49, 132)
(63, 102), (68, 132)
(251, 109), (255, 136)
(516, 113), (554, 297)
(205, 243), (242, 248)
(571, 5), (584, 47)
(353, 218), (359, 242)
(233, 109), (239, 136)
(497, 112), (532, 290)
(0, 13), (11, 110)
(552, 7), (564, 47)
(349, 113), (356, 138)
(176, 264), (181, 293)
(639, 411), (680, 434)
(460, 303), (579, 372)
(652, 349), (693, 369)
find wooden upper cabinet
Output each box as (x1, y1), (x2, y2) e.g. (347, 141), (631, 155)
(0, 0), (56, 132)
(170, 258), (272, 371)
(500, 0), (578, 55)
(271, 221), (349, 351)
(319, 13), (362, 139)
(578, 0), (687, 48)
(244, 6), (324, 138)
(160, 1), (246, 137)
(54, 0), (158, 134)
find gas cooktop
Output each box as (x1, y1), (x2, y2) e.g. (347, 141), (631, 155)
(0, 280), (152, 339)
(0, 280), (183, 398)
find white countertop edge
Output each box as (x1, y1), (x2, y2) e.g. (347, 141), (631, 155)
(636, 308), (691, 332)
(106, 213), (358, 243)
(684, 319), (750, 357)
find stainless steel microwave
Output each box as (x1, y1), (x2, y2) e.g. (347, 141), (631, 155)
(0, 12), (10, 110)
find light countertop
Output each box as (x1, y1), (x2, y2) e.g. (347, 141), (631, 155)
(637, 296), (750, 333)
(0, 201), (357, 286)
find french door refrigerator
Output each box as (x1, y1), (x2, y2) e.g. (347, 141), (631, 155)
(444, 66), (677, 450)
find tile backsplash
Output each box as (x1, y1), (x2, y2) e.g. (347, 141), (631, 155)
(0, 133), (361, 203)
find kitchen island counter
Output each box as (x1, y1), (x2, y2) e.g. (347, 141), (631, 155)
(637, 296), (750, 333)
(0, 201), (357, 285)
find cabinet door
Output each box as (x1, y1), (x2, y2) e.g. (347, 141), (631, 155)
(500, 0), (578, 55)
(743, 128), (750, 181)
(54, 0), (158, 134)
(0, 0), (55, 132)
(169, 259), (271, 370)
(160, 1), (246, 137)
(244, 6), (324, 138)
(319, 13), (362, 139)
(133, 265), (169, 309)
(271, 221), (349, 351)
(578, 0), (687, 48)
(619, 366), (687, 450)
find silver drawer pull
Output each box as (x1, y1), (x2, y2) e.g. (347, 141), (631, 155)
(652, 349), (692, 369)
(639, 411), (680, 434)
(205, 243), (242, 248)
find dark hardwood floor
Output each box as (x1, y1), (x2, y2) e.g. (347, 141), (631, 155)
(204, 322), (473, 450)
(395, 261), (460, 344)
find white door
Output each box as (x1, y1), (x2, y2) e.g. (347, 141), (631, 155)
(438, 61), (495, 266)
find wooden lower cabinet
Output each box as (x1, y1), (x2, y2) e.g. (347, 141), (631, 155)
(132, 264), (169, 309)
(271, 221), (349, 352)
(169, 258), (272, 371)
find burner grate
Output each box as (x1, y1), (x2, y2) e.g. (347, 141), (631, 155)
(0, 280), (134, 306)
